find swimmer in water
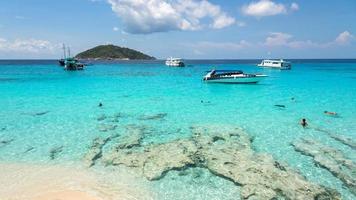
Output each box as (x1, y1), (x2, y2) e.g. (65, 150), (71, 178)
(98, 102), (103, 107)
(300, 118), (308, 128)
(324, 111), (337, 116)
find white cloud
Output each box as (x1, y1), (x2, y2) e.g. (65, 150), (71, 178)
(195, 40), (250, 50)
(193, 49), (204, 55)
(290, 2), (299, 11)
(210, 13), (236, 29)
(287, 40), (319, 49)
(235, 21), (246, 27)
(15, 15), (26, 20)
(262, 31), (356, 49)
(113, 26), (119, 31)
(185, 40), (250, 56)
(263, 32), (320, 49)
(264, 32), (292, 46)
(335, 31), (354, 45)
(242, 0), (299, 17)
(0, 38), (57, 53)
(242, 0), (286, 17)
(185, 31), (355, 55)
(107, 0), (236, 34)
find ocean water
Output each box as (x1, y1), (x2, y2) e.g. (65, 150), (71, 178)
(0, 59), (355, 199)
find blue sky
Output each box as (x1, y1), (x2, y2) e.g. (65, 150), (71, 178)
(0, 0), (355, 59)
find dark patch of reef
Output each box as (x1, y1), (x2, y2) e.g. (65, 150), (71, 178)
(0, 138), (14, 148)
(23, 146), (35, 154)
(84, 134), (119, 167)
(49, 145), (63, 160)
(137, 113), (167, 121)
(22, 111), (50, 116)
(328, 133), (356, 150)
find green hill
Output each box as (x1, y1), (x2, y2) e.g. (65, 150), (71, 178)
(75, 45), (155, 60)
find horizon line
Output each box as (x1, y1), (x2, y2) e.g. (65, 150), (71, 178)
(0, 58), (356, 60)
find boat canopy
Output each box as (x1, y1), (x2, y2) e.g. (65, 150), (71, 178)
(206, 70), (243, 74)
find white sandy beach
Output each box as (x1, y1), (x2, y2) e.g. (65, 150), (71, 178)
(0, 163), (153, 200)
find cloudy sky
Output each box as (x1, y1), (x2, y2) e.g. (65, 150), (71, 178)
(0, 0), (355, 59)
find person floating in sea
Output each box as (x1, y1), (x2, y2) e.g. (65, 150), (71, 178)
(300, 118), (308, 128)
(324, 111), (337, 116)
(98, 102), (103, 107)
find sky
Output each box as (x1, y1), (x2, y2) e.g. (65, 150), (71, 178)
(0, 0), (355, 59)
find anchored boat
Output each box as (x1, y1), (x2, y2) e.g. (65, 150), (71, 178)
(58, 59), (65, 66)
(165, 57), (185, 67)
(258, 59), (291, 70)
(58, 44), (84, 71)
(203, 70), (267, 84)
(58, 44), (67, 66)
(64, 58), (84, 71)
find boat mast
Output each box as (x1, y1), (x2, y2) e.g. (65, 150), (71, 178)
(62, 43), (67, 59)
(62, 44), (66, 59)
(67, 47), (71, 58)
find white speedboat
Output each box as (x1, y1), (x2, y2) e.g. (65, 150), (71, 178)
(165, 57), (185, 67)
(258, 59), (291, 70)
(203, 70), (267, 84)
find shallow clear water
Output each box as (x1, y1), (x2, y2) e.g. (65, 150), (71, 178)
(0, 60), (355, 199)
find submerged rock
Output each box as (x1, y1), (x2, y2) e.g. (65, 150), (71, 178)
(191, 126), (339, 200)
(115, 125), (145, 149)
(34, 111), (50, 116)
(107, 139), (197, 180)
(113, 112), (131, 118)
(23, 146), (35, 153)
(109, 112), (131, 122)
(49, 146), (63, 160)
(23, 111), (50, 116)
(96, 114), (107, 121)
(328, 133), (356, 149)
(110, 117), (120, 123)
(138, 113), (167, 120)
(83, 134), (119, 167)
(97, 124), (117, 132)
(100, 124), (340, 199)
(292, 138), (356, 195)
(0, 138), (14, 148)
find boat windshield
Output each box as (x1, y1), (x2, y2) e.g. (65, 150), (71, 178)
(211, 70), (243, 76)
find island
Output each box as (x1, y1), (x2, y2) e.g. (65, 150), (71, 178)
(75, 44), (155, 60)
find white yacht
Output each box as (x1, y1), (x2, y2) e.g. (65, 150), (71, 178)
(258, 59), (291, 70)
(165, 57), (185, 67)
(203, 70), (267, 84)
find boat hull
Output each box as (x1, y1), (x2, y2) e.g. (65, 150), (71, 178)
(258, 65), (291, 70)
(58, 59), (65, 66)
(165, 62), (185, 67)
(165, 58), (185, 67)
(204, 75), (267, 84)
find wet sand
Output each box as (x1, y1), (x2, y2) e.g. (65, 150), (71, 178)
(0, 162), (153, 200)
(34, 191), (101, 200)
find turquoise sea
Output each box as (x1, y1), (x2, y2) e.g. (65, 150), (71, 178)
(0, 59), (355, 199)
